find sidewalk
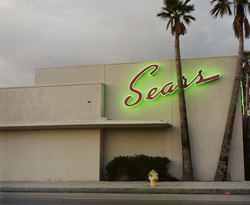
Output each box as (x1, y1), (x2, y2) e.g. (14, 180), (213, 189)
(1, 181), (250, 195)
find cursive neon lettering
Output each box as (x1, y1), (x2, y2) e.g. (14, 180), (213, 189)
(160, 82), (178, 95)
(124, 65), (221, 107)
(146, 87), (160, 100)
(183, 70), (221, 88)
(124, 65), (159, 107)
(195, 70), (220, 84)
(145, 82), (178, 100)
(183, 74), (198, 88)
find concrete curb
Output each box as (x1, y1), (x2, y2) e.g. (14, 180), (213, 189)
(1, 187), (250, 195)
(2, 181), (250, 195)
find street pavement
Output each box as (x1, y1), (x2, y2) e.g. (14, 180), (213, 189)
(2, 193), (250, 205)
(1, 181), (250, 195)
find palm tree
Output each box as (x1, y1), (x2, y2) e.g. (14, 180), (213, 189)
(243, 51), (250, 118)
(210, 0), (250, 181)
(243, 51), (250, 164)
(157, 0), (196, 181)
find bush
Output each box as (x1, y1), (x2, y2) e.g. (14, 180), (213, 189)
(105, 154), (178, 181)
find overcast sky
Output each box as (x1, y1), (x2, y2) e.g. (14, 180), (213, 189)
(0, 0), (249, 87)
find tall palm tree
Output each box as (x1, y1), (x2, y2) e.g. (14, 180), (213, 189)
(243, 51), (250, 164)
(210, 0), (250, 181)
(243, 51), (250, 118)
(157, 0), (196, 181)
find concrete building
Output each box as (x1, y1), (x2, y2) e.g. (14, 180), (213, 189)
(0, 56), (244, 181)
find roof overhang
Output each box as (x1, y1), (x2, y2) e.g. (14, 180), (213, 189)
(0, 120), (171, 131)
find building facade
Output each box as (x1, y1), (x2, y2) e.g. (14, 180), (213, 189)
(0, 56), (244, 181)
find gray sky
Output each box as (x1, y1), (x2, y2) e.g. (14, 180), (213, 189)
(0, 0), (249, 87)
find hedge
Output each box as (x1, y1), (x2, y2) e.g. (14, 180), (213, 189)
(105, 154), (178, 181)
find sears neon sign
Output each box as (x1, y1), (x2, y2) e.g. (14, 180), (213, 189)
(124, 64), (221, 107)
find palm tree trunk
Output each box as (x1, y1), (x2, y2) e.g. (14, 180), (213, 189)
(245, 73), (249, 114)
(175, 33), (194, 181)
(244, 73), (249, 160)
(214, 23), (244, 181)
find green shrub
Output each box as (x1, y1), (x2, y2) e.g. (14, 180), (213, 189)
(105, 154), (178, 181)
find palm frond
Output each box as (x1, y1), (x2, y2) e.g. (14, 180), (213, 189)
(182, 0), (195, 14)
(173, 20), (187, 35)
(164, 0), (176, 5)
(171, 25), (175, 35)
(180, 22), (187, 35)
(157, 0), (195, 36)
(157, 12), (167, 18)
(166, 19), (173, 31)
(233, 16), (242, 38)
(210, 0), (232, 18)
(244, 62), (250, 73)
(171, 18), (175, 35)
(183, 15), (196, 25)
(173, 20), (180, 35)
(210, 0), (218, 5)
(244, 50), (250, 63)
(244, 17), (250, 38)
(235, 2), (245, 18)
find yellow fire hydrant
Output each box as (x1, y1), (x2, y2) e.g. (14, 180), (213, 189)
(148, 170), (159, 187)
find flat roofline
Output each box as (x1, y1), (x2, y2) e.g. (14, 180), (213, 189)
(35, 55), (237, 71)
(0, 120), (171, 131)
(0, 82), (104, 90)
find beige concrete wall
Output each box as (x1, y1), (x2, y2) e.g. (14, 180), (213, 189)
(0, 56), (244, 181)
(0, 129), (102, 181)
(35, 65), (105, 85)
(102, 56), (243, 181)
(103, 128), (173, 176)
(175, 57), (243, 181)
(0, 83), (104, 125)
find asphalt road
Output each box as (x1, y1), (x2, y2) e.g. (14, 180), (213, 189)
(1, 193), (250, 205)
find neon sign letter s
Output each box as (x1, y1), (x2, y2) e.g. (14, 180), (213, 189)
(124, 65), (159, 107)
